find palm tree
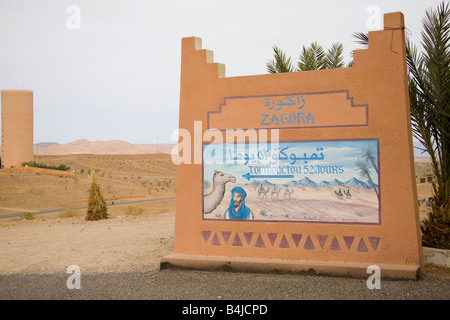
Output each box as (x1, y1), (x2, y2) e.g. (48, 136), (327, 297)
(352, 2), (449, 248)
(267, 42), (349, 73)
(355, 158), (379, 200)
(408, 2), (449, 249)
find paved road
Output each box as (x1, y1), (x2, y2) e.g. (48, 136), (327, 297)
(0, 197), (176, 219)
(1, 268), (449, 301)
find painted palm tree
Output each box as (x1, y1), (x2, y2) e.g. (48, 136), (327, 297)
(355, 158), (379, 200)
(361, 146), (378, 174)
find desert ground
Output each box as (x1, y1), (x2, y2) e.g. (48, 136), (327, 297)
(0, 154), (176, 274)
(0, 154), (439, 276)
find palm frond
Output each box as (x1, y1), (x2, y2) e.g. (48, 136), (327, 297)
(325, 42), (345, 69)
(298, 42), (326, 70)
(266, 45), (297, 73)
(351, 32), (369, 46)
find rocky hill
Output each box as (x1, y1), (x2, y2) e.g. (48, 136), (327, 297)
(34, 139), (175, 155)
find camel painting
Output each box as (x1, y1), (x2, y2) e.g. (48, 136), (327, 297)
(258, 186), (270, 199)
(271, 187), (280, 200)
(284, 188), (294, 199)
(203, 170), (236, 214)
(334, 190), (344, 200)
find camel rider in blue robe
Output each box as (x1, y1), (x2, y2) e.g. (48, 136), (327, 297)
(225, 187), (254, 220)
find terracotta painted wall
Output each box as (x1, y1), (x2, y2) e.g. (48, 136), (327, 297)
(168, 12), (423, 277)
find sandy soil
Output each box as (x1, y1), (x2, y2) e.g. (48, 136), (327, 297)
(0, 211), (175, 275)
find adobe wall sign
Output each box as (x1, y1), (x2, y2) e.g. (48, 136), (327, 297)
(162, 12), (424, 279)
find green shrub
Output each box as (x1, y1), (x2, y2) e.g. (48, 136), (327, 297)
(124, 206), (144, 216)
(22, 212), (35, 220)
(21, 161), (71, 171)
(58, 209), (82, 218)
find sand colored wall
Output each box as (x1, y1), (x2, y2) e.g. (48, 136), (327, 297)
(163, 12), (424, 279)
(1, 90), (34, 169)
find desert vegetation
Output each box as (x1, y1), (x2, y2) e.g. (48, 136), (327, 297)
(21, 161), (71, 171)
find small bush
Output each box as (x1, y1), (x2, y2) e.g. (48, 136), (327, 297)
(124, 206), (144, 216)
(22, 212), (35, 220)
(22, 161), (71, 171)
(58, 209), (82, 218)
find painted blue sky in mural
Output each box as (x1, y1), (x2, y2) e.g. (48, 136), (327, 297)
(203, 140), (379, 186)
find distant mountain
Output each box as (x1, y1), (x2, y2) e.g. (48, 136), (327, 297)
(343, 177), (369, 188)
(261, 180), (276, 187)
(35, 142), (59, 149)
(328, 178), (345, 186)
(295, 177), (318, 187)
(364, 180), (379, 189)
(258, 176), (376, 190)
(34, 139), (175, 155)
(316, 180), (331, 187)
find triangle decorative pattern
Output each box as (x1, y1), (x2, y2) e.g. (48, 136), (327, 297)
(211, 233), (221, 246)
(330, 236), (341, 251)
(201, 231), (211, 243)
(368, 237), (381, 251)
(201, 231), (381, 253)
(279, 235), (290, 248)
(303, 235), (315, 250)
(232, 233), (243, 247)
(255, 234), (265, 248)
(244, 232), (254, 245)
(267, 233), (278, 247)
(291, 234), (302, 247)
(357, 238), (369, 252)
(221, 231), (231, 244)
(316, 235), (328, 249)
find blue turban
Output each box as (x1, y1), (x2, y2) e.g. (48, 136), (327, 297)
(227, 187), (250, 220)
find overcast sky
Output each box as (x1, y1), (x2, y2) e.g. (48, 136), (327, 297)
(0, 0), (444, 146)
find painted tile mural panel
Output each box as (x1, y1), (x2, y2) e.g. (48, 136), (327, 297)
(202, 140), (380, 224)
